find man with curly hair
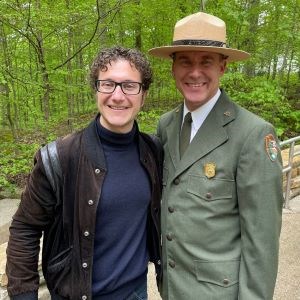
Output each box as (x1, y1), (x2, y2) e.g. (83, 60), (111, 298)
(6, 46), (162, 300)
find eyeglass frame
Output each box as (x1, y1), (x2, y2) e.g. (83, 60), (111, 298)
(95, 80), (144, 95)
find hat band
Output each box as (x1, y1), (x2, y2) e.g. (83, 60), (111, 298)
(172, 39), (226, 48)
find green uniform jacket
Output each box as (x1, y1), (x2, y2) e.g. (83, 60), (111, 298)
(157, 91), (283, 300)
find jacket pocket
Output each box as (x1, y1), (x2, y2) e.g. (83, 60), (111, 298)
(194, 259), (240, 287)
(46, 246), (73, 297)
(187, 175), (234, 201)
(47, 246), (73, 273)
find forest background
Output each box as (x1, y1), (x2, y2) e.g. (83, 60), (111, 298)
(0, 0), (299, 195)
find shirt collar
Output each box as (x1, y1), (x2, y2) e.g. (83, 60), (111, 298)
(183, 89), (221, 139)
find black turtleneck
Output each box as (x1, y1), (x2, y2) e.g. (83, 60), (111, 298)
(92, 119), (151, 299)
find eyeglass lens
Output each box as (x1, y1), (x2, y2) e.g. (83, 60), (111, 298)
(96, 80), (142, 95)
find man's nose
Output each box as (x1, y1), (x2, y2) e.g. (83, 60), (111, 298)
(189, 65), (203, 77)
(112, 85), (126, 99)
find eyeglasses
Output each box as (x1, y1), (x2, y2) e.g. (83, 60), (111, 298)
(95, 80), (143, 95)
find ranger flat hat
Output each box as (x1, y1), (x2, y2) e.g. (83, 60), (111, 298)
(149, 12), (250, 62)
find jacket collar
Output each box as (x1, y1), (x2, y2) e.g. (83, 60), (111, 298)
(82, 114), (107, 171)
(82, 114), (142, 171)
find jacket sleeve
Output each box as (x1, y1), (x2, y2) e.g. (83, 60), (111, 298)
(11, 291), (38, 300)
(237, 123), (283, 299)
(6, 151), (56, 297)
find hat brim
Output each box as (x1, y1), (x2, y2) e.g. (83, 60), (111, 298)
(149, 45), (250, 62)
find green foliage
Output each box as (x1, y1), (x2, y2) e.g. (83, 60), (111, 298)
(0, 0), (299, 195)
(221, 73), (296, 138)
(0, 137), (40, 192)
(0, 0), (299, 134)
(138, 110), (162, 133)
(0, 110), (162, 194)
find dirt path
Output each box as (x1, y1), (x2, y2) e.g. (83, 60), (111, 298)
(274, 212), (300, 300)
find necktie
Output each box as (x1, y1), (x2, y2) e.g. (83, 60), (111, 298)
(179, 112), (192, 158)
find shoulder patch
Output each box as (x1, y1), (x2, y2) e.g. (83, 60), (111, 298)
(265, 134), (278, 162)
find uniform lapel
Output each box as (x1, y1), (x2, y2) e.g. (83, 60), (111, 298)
(173, 92), (236, 180)
(165, 105), (183, 168)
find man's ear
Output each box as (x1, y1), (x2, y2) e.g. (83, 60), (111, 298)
(220, 60), (227, 75)
(171, 64), (175, 77)
(141, 91), (148, 107)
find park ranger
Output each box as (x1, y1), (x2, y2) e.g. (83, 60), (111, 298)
(149, 12), (283, 300)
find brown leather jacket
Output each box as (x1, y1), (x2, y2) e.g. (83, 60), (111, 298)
(6, 116), (162, 299)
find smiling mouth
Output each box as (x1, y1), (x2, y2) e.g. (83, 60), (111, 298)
(109, 105), (127, 110)
(186, 82), (206, 88)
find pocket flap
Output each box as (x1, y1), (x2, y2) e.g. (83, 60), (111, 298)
(188, 175), (234, 201)
(195, 260), (240, 287)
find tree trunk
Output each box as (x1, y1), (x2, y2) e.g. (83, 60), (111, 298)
(0, 22), (17, 139)
(134, 0), (142, 50)
(285, 49), (294, 95)
(66, 0), (74, 128)
(98, 0), (109, 48)
(271, 56), (278, 80)
(243, 0), (260, 77)
(35, 0), (51, 121)
(37, 40), (51, 121)
(200, 0), (206, 12)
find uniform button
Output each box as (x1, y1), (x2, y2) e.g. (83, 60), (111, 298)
(223, 278), (229, 285)
(82, 296), (87, 300)
(206, 192), (212, 199)
(83, 231), (89, 237)
(95, 168), (101, 174)
(88, 199), (94, 206)
(82, 262), (88, 268)
(174, 178), (180, 185)
(157, 260), (161, 265)
(166, 234), (172, 241)
(169, 260), (175, 268)
(168, 206), (175, 213)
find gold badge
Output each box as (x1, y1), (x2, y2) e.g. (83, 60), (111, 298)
(204, 163), (216, 178)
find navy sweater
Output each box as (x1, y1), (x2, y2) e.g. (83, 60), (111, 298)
(92, 121), (151, 299)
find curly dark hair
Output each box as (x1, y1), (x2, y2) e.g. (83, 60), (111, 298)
(89, 46), (153, 92)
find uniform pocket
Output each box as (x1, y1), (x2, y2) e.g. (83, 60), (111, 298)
(187, 175), (234, 201)
(194, 259), (240, 287)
